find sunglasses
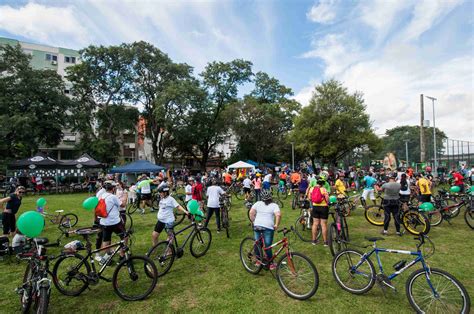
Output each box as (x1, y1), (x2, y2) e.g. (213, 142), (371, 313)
(18, 191), (25, 194)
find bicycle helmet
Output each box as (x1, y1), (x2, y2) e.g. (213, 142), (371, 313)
(260, 189), (272, 201)
(158, 184), (170, 193)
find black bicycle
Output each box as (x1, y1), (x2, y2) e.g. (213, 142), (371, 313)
(220, 194), (231, 238)
(146, 215), (212, 277)
(328, 202), (350, 257)
(52, 228), (158, 301)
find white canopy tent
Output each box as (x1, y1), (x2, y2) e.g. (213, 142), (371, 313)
(227, 161), (255, 172)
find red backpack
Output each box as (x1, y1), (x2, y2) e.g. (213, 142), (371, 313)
(311, 187), (323, 203)
(95, 195), (111, 218)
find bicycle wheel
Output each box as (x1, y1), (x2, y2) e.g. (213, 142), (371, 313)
(402, 211), (430, 235)
(342, 216), (350, 241)
(52, 253), (90, 296)
(276, 252), (319, 300)
(274, 198), (284, 209)
(34, 286), (50, 314)
(465, 209), (474, 229)
(277, 187), (288, 200)
(113, 255), (158, 301)
(239, 237), (263, 275)
(60, 213), (78, 229)
(294, 215), (319, 242)
(426, 210), (443, 226)
(20, 262), (34, 313)
(127, 203), (139, 215)
(328, 223), (341, 257)
(173, 207), (186, 227)
(364, 205), (384, 226)
(221, 209), (230, 238)
(190, 227), (212, 258)
(332, 249), (376, 294)
(406, 268), (470, 314)
(123, 213), (133, 232)
(234, 189), (244, 200)
(146, 241), (175, 277)
(447, 204), (463, 218)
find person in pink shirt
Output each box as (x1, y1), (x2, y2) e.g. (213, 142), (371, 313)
(252, 174), (262, 202)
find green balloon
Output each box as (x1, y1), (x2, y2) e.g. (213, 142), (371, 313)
(450, 186), (461, 193)
(329, 195), (337, 204)
(36, 198), (47, 207)
(82, 196), (99, 211)
(419, 202), (434, 212)
(17, 211), (45, 238)
(187, 200), (199, 214)
(195, 209), (204, 222)
(470, 186), (474, 194)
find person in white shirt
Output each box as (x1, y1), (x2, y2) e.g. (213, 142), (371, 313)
(185, 178), (194, 202)
(263, 173), (272, 190)
(249, 189), (281, 270)
(98, 182), (126, 264)
(204, 179), (226, 232)
(152, 184), (188, 246)
(242, 176), (252, 201)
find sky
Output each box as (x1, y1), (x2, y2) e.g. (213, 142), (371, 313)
(0, 0), (472, 141)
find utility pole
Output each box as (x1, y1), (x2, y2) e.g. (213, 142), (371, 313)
(404, 140), (409, 166)
(425, 96), (437, 176)
(420, 94), (426, 163)
(291, 142), (295, 171)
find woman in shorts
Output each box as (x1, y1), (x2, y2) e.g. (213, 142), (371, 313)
(311, 179), (329, 246)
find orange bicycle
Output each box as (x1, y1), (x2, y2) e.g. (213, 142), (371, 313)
(239, 227), (319, 300)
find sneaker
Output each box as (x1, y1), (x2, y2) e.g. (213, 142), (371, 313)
(381, 230), (388, 236)
(269, 263), (277, 271)
(323, 241), (329, 247)
(312, 240), (319, 246)
(217, 229), (221, 234)
(396, 232), (402, 237)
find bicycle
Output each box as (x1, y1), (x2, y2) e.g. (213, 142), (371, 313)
(294, 201), (319, 243)
(52, 227), (158, 301)
(338, 193), (361, 217)
(328, 202), (350, 257)
(146, 214), (212, 277)
(276, 181), (289, 200)
(220, 194), (231, 238)
(16, 237), (58, 314)
(291, 189), (301, 210)
(427, 194), (470, 226)
(332, 234), (470, 313)
(239, 227), (319, 300)
(464, 195), (473, 229)
(41, 210), (78, 230)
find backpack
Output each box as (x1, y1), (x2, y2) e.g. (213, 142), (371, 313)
(400, 180), (408, 191)
(311, 187), (323, 203)
(95, 195), (111, 219)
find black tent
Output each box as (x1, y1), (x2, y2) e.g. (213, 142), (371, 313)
(9, 152), (59, 169)
(60, 153), (103, 168)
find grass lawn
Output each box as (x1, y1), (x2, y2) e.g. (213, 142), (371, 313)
(0, 192), (472, 313)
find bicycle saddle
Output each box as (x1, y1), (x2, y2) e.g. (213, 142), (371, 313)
(365, 236), (385, 242)
(55, 210), (64, 213)
(33, 237), (49, 245)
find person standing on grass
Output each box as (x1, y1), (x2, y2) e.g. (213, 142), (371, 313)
(263, 172), (272, 190)
(192, 177), (204, 209)
(311, 179), (330, 246)
(416, 173), (432, 203)
(379, 174), (402, 236)
(0, 186), (25, 237)
(242, 175), (252, 201)
(204, 179), (226, 233)
(185, 177), (194, 203)
(115, 181), (128, 225)
(249, 189), (281, 270)
(252, 174), (262, 202)
(362, 172), (377, 205)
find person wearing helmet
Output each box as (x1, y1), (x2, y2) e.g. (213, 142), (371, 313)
(152, 184), (188, 246)
(379, 174), (402, 236)
(249, 189), (281, 270)
(204, 179), (226, 232)
(311, 179), (330, 246)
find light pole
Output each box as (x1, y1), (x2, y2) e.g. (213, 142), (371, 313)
(291, 142), (295, 171)
(425, 95), (437, 176)
(404, 140), (409, 167)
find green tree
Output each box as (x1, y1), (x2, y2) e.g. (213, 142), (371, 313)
(0, 44), (72, 162)
(231, 72), (300, 163)
(130, 41), (193, 164)
(290, 79), (380, 167)
(381, 125), (447, 164)
(67, 44), (137, 164)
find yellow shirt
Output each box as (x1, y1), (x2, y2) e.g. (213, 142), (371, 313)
(335, 179), (346, 196)
(418, 178), (431, 195)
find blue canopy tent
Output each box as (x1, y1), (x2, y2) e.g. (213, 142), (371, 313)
(109, 160), (165, 174)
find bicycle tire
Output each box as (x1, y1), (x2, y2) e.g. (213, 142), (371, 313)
(34, 286), (50, 314)
(52, 253), (91, 296)
(276, 252), (319, 300)
(239, 237), (263, 275)
(406, 267), (470, 314)
(364, 205), (384, 226)
(277, 188), (288, 200)
(221, 209), (230, 238)
(291, 195), (297, 210)
(294, 215), (319, 242)
(342, 216), (350, 241)
(60, 213), (78, 229)
(190, 227), (212, 258)
(402, 211), (430, 235)
(146, 241), (176, 277)
(123, 212), (133, 233)
(234, 189), (244, 200)
(274, 198), (284, 209)
(127, 203), (139, 215)
(328, 223), (341, 257)
(426, 210), (443, 226)
(464, 209), (474, 229)
(20, 262), (33, 313)
(112, 255), (158, 301)
(332, 249), (376, 294)
(173, 207), (186, 227)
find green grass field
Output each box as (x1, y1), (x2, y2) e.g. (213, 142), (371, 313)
(0, 192), (472, 313)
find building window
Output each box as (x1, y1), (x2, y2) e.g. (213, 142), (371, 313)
(64, 56), (76, 64)
(64, 89), (70, 94)
(71, 56), (76, 63)
(45, 54), (58, 61)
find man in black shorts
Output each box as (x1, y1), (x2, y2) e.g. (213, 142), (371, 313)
(0, 186), (25, 236)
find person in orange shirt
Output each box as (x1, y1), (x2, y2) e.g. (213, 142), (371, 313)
(290, 170), (301, 191)
(223, 172), (232, 186)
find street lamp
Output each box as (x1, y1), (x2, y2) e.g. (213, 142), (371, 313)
(425, 95), (437, 176)
(291, 142), (295, 171)
(404, 140), (409, 167)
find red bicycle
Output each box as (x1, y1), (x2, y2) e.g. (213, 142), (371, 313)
(239, 227), (319, 300)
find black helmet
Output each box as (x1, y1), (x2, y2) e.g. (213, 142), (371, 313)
(158, 184), (170, 193)
(260, 189), (272, 201)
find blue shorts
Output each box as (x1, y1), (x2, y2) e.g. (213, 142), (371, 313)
(263, 182), (271, 190)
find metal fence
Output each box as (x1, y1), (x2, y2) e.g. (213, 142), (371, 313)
(438, 138), (474, 170)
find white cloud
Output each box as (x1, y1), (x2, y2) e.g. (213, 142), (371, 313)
(307, 0), (338, 24)
(0, 3), (90, 47)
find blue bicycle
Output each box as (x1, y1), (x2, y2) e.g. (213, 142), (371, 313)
(332, 235), (470, 313)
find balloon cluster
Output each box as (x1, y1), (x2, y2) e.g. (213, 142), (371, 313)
(187, 200), (204, 222)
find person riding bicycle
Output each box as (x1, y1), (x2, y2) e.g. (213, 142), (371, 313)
(379, 174), (402, 236)
(0, 185), (25, 237)
(290, 170), (301, 195)
(204, 179), (226, 233)
(152, 184), (188, 246)
(416, 173), (431, 203)
(279, 171), (288, 192)
(249, 189), (281, 270)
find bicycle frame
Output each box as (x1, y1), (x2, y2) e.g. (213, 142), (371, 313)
(168, 222), (198, 252)
(256, 234), (289, 264)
